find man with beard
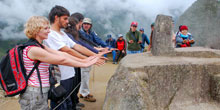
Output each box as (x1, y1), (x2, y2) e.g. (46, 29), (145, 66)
(44, 6), (106, 110)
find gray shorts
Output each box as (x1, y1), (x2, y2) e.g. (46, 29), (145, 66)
(19, 86), (50, 110)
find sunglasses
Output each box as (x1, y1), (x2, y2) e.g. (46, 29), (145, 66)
(83, 23), (91, 25)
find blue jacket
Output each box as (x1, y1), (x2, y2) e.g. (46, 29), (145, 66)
(176, 32), (195, 47)
(140, 33), (150, 49)
(80, 29), (107, 48)
(79, 31), (98, 47)
(105, 38), (116, 48)
(66, 33), (99, 54)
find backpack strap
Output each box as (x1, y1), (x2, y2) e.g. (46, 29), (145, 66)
(24, 39), (44, 49)
(131, 33), (138, 42)
(36, 65), (43, 96)
(26, 61), (43, 96)
(26, 61), (43, 97)
(26, 61), (41, 79)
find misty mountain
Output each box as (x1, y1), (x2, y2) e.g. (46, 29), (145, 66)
(0, 0), (196, 57)
(0, 0), (195, 40)
(0, 7), (184, 41)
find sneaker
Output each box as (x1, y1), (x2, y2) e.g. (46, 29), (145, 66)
(79, 94), (83, 98)
(75, 106), (82, 110)
(84, 95), (96, 102)
(80, 94), (93, 98)
(88, 94), (93, 97)
(76, 102), (85, 108)
(113, 62), (117, 64)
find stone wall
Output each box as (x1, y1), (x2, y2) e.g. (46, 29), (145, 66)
(103, 49), (220, 110)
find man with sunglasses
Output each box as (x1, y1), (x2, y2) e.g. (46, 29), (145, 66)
(80, 18), (107, 48)
(126, 21), (142, 54)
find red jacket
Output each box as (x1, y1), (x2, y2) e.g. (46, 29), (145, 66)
(116, 39), (126, 51)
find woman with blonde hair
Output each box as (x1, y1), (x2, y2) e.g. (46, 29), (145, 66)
(19, 16), (100, 110)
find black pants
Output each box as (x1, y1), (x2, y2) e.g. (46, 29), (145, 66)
(116, 50), (126, 62)
(71, 68), (81, 107)
(50, 77), (74, 110)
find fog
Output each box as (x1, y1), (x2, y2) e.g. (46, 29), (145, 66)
(0, 0), (196, 39)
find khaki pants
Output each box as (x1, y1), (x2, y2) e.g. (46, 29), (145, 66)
(19, 86), (49, 110)
(79, 66), (92, 97)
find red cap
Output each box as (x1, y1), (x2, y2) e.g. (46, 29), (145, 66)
(180, 25), (188, 31)
(131, 21), (138, 27)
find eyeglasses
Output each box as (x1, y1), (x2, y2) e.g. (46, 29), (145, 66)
(132, 25), (137, 28)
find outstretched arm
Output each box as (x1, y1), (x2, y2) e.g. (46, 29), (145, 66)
(145, 35), (150, 45)
(59, 46), (87, 59)
(28, 46), (98, 68)
(73, 44), (96, 56)
(45, 45), (96, 63)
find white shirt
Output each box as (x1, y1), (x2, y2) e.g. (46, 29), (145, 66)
(44, 30), (76, 80)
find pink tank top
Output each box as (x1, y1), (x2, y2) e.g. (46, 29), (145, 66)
(23, 46), (50, 87)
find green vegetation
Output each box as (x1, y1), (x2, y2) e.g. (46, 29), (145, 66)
(0, 39), (27, 58)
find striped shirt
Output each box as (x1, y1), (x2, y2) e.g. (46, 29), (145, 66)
(23, 46), (50, 87)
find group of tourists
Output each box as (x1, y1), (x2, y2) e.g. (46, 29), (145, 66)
(104, 21), (151, 64)
(105, 20), (195, 64)
(13, 4), (196, 110)
(19, 5), (111, 110)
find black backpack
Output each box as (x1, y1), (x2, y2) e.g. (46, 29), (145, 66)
(0, 39), (44, 97)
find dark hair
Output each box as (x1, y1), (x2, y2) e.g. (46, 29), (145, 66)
(48, 5), (70, 23)
(71, 12), (84, 22)
(151, 23), (155, 28)
(65, 15), (79, 40)
(178, 25), (183, 31)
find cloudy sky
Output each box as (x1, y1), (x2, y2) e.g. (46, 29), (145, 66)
(0, 0), (196, 39)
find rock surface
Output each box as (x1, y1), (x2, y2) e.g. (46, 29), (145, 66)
(170, 47), (220, 58)
(103, 48), (220, 110)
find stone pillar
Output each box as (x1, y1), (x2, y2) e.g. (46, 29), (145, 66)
(151, 14), (174, 56)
